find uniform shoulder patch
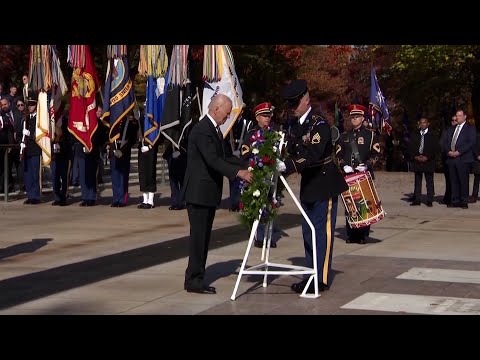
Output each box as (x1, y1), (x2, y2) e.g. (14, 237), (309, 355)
(241, 144), (250, 156)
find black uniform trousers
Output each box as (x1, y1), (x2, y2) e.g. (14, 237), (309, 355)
(51, 156), (70, 203)
(184, 204), (216, 289)
(138, 148), (158, 193)
(448, 160), (471, 205)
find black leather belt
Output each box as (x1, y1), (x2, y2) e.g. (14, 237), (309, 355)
(310, 156), (333, 167)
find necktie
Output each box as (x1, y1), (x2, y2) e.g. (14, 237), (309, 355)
(216, 126), (223, 140)
(419, 130), (425, 154)
(451, 124), (461, 151)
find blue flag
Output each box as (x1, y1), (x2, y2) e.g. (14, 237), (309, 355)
(143, 75), (167, 146)
(369, 67), (391, 135)
(101, 56), (136, 142)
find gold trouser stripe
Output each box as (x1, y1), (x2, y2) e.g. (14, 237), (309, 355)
(323, 198), (333, 284)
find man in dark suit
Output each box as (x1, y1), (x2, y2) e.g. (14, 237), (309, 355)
(182, 94), (252, 294)
(408, 117), (440, 207)
(443, 108), (476, 208)
(281, 79), (349, 294)
(439, 115), (457, 205)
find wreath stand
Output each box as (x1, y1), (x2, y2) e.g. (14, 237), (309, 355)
(231, 134), (320, 300)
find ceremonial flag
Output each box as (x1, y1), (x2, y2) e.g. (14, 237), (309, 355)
(369, 67), (392, 135)
(143, 75), (165, 146)
(202, 45), (243, 137)
(67, 45), (100, 152)
(101, 55), (136, 143)
(35, 91), (51, 165)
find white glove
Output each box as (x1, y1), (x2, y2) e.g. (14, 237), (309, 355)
(114, 149), (123, 158)
(20, 143), (26, 151)
(82, 147), (90, 154)
(172, 150), (181, 159)
(276, 159), (286, 172)
(141, 145), (149, 153)
(22, 129), (30, 136)
(343, 165), (354, 174)
(355, 164), (367, 172)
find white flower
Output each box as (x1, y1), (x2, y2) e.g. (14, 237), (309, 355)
(252, 148), (259, 154)
(248, 166), (254, 172)
(273, 146), (277, 152)
(253, 190), (261, 197)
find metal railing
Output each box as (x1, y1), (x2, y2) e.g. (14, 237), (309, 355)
(0, 144), (20, 203)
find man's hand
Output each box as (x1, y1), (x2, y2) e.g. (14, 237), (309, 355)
(172, 150), (181, 159)
(20, 143), (26, 151)
(114, 149), (122, 158)
(22, 129), (30, 137)
(237, 169), (253, 183)
(276, 159), (286, 172)
(355, 164), (367, 172)
(141, 145), (149, 153)
(343, 165), (354, 174)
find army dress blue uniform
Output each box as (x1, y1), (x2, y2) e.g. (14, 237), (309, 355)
(109, 117), (139, 207)
(50, 114), (71, 206)
(282, 79), (348, 293)
(336, 104), (381, 243)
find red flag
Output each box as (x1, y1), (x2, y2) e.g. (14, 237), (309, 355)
(68, 45), (100, 151)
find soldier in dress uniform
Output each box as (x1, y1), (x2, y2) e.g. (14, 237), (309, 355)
(19, 94), (42, 204)
(240, 101), (279, 248)
(50, 109), (71, 206)
(109, 114), (139, 207)
(281, 79), (348, 294)
(336, 104), (382, 244)
(228, 107), (253, 211)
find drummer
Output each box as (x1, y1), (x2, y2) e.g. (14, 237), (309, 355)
(336, 104), (382, 244)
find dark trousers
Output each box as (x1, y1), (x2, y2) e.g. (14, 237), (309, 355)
(168, 158), (185, 207)
(78, 154), (98, 201)
(71, 150), (80, 186)
(229, 177), (241, 208)
(8, 148), (22, 190)
(472, 174), (480, 198)
(346, 220), (370, 240)
(24, 155), (41, 200)
(414, 171), (434, 202)
(51, 156), (69, 202)
(185, 204), (216, 289)
(301, 197), (338, 287)
(448, 160), (470, 205)
(139, 148), (157, 193)
(443, 160), (452, 204)
(111, 154), (131, 204)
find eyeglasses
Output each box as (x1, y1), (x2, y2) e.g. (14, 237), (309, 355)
(17, 104), (25, 108)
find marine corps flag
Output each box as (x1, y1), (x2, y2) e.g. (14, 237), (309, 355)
(67, 45), (100, 152)
(101, 46), (136, 143)
(202, 45), (243, 137)
(369, 66), (392, 135)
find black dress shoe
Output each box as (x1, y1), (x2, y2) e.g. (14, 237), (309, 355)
(80, 201), (88, 207)
(291, 280), (328, 294)
(24, 199), (32, 204)
(87, 200), (96, 206)
(460, 203), (468, 209)
(138, 203), (154, 209)
(229, 207), (240, 212)
(254, 241), (263, 248)
(426, 201), (433, 207)
(358, 237), (367, 244)
(185, 286), (216, 294)
(52, 200), (63, 206)
(29, 199), (40, 205)
(410, 201), (421, 206)
(168, 205), (177, 210)
(447, 203), (458, 208)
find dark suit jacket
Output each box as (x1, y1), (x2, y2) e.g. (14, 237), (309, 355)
(408, 128), (440, 172)
(182, 116), (243, 207)
(444, 122), (476, 164)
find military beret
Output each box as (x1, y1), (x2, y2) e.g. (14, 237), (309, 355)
(280, 79), (308, 107)
(253, 102), (275, 117)
(347, 104), (367, 116)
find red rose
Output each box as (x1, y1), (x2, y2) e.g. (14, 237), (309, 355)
(239, 202), (244, 209)
(262, 155), (269, 163)
(249, 160), (255, 167)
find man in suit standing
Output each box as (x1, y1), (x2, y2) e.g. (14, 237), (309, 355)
(439, 115), (458, 205)
(444, 108), (476, 209)
(182, 94), (252, 294)
(408, 117), (440, 207)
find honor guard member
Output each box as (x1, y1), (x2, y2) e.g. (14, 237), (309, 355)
(281, 79), (348, 294)
(109, 114), (139, 207)
(50, 109), (71, 206)
(228, 106), (253, 211)
(138, 119), (160, 210)
(19, 94), (42, 204)
(74, 117), (108, 207)
(336, 104), (381, 244)
(240, 101), (279, 248)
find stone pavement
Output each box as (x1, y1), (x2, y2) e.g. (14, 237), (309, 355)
(1, 171), (480, 315)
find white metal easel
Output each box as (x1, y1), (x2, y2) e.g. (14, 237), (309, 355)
(231, 133), (320, 300)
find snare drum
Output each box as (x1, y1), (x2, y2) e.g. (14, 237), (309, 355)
(341, 171), (385, 228)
